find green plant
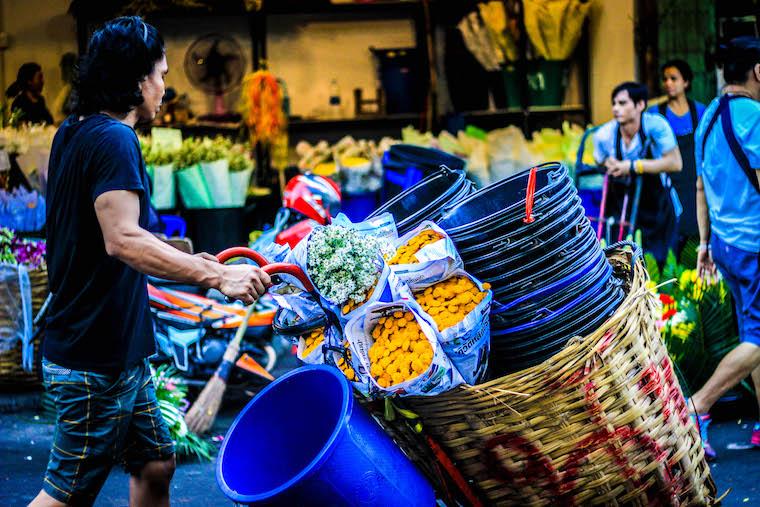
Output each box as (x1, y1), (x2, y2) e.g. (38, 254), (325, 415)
(152, 364), (215, 462)
(647, 249), (739, 397)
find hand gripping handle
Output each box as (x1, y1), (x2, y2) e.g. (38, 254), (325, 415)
(261, 263), (315, 292)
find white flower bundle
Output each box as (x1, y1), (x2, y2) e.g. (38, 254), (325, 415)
(307, 225), (383, 306)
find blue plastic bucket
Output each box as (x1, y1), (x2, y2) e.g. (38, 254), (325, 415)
(341, 191), (379, 222)
(216, 365), (436, 506)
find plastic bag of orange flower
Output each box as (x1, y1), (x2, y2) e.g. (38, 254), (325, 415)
(296, 323), (340, 365)
(413, 270), (492, 384)
(345, 300), (464, 397)
(386, 221), (463, 290)
(325, 338), (372, 396)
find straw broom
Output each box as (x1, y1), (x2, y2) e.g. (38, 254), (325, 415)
(185, 303), (257, 434)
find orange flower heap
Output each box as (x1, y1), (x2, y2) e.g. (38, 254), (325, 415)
(301, 328), (324, 357)
(335, 340), (357, 381)
(368, 311), (434, 388)
(414, 276), (490, 331)
(388, 229), (444, 265)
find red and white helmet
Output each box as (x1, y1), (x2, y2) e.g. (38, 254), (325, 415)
(281, 174), (341, 225)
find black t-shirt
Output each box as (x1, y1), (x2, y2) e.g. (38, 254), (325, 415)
(44, 114), (154, 373)
(11, 93), (53, 125)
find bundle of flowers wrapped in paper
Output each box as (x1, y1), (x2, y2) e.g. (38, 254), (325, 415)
(646, 250), (738, 396)
(138, 135), (255, 209)
(284, 213), (492, 397)
(152, 364), (215, 461)
(302, 221), (394, 319)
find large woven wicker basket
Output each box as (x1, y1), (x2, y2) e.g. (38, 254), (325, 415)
(391, 248), (716, 506)
(0, 266), (48, 388)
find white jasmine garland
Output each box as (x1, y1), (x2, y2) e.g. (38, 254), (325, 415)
(307, 225), (382, 305)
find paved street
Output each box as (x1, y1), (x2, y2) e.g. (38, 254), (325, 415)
(1, 390), (757, 506)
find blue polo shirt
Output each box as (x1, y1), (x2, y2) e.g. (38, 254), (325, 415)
(593, 112), (678, 164)
(695, 96), (760, 253)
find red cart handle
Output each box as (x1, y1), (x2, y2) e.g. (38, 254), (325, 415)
(215, 248), (314, 292)
(262, 263), (315, 292)
(216, 247), (270, 267)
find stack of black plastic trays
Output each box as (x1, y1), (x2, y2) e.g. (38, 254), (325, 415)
(368, 166), (473, 236)
(437, 163), (625, 376)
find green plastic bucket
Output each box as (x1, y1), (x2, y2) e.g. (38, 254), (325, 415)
(503, 60), (568, 107)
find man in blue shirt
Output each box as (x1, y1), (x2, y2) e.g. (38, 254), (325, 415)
(593, 82), (682, 263)
(689, 37), (760, 459)
(648, 60), (707, 247)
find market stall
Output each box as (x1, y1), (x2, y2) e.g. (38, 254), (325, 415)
(0, 1), (743, 504)
(208, 163), (716, 506)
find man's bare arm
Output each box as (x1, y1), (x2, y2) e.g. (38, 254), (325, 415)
(95, 190), (269, 303)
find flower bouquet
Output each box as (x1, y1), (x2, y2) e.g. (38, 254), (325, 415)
(152, 364), (215, 462)
(306, 224), (385, 309)
(197, 137), (233, 208)
(141, 136), (177, 210)
(226, 142), (255, 207)
(647, 249), (739, 396)
(175, 137), (214, 209)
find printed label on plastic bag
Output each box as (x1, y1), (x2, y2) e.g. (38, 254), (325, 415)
(387, 221), (463, 290)
(345, 300), (464, 397)
(325, 339), (371, 397)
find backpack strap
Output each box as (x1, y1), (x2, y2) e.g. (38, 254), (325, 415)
(658, 102), (667, 117)
(687, 99), (698, 131)
(701, 95), (760, 193)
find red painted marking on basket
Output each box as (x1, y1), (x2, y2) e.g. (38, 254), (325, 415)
(596, 330), (616, 354)
(483, 433), (564, 502)
(549, 367), (586, 391)
(583, 381), (605, 426)
(523, 167), (538, 224)
(638, 363), (672, 421)
(560, 424), (675, 503)
(483, 376), (688, 503)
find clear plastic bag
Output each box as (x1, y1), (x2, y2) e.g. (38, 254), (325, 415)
(0, 263), (32, 370)
(387, 221), (463, 290)
(345, 300), (464, 397)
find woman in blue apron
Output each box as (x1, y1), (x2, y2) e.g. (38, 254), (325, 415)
(593, 82), (683, 265)
(648, 59), (706, 253)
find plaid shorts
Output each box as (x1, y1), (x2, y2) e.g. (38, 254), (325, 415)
(41, 358), (175, 506)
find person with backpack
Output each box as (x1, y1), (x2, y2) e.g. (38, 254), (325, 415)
(689, 36), (760, 459)
(648, 60), (707, 252)
(593, 81), (683, 264)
